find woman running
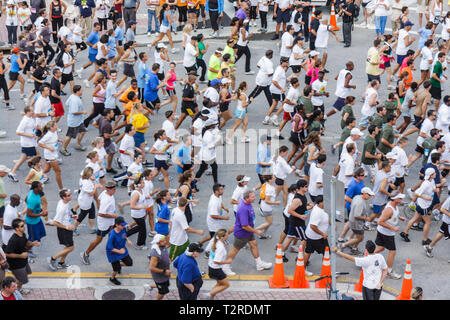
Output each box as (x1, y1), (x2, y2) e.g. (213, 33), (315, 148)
(150, 129), (172, 189)
(118, 41), (137, 87)
(149, 4), (179, 53)
(38, 120), (64, 190)
(84, 74), (107, 127)
(142, 168), (159, 237)
(162, 62), (183, 114)
(256, 174), (281, 239)
(225, 81), (252, 144)
(127, 176), (148, 250)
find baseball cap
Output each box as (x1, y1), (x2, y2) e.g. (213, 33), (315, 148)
(350, 128), (364, 136)
(238, 176), (251, 183)
(309, 50), (320, 57)
(0, 165), (11, 173)
(201, 109), (210, 116)
(390, 191), (405, 200)
(115, 216), (128, 226)
(204, 118), (218, 127)
(128, 20), (137, 26)
(361, 187), (375, 196)
(260, 134), (272, 143)
(210, 78), (221, 86)
(156, 42), (167, 49)
(425, 168), (435, 180)
(386, 152), (398, 160)
(215, 49), (223, 55)
(220, 78), (231, 85)
(151, 234), (166, 245)
(12, 47), (20, 53)
(294, 36), (304, 42)
(188, 242), (204, 253)
(404, 21), (414, 27)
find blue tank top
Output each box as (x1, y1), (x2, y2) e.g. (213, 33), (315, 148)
(10, 55), (20, 73)
(162, 12), (169, 27)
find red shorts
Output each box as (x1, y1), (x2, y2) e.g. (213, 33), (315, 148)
(283, 111), (292, 120)
(52, 102), (64, 117)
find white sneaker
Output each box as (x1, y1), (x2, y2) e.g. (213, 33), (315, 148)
(407, 188), (414, 200)
(256, 260), (272, 271)
(241, 136), (250, 143)
(147, 32), (152, 36)
(201, 292), (213, 300)
(27, 78), (33, 83)
(0, 130), (6, 138)
(387, 270), (402, 280)
(304, 269), (313, 276)
(171, 48), (179, 53)
(158, 175), (164, 181)
(76, 68), (83, 79)
(270, 116), (279, 126)
(245, 70), (255, 75)
(262, 118), (270, 125)
(84, 79), (90, 88)
(223, 265), (236, 276)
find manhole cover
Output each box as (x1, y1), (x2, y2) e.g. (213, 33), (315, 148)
(102, 289), (136, 300)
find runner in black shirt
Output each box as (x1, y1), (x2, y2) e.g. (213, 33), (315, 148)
(175, 74), (199, 129)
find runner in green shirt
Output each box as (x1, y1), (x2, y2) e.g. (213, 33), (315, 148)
(207, 49), (223, 82)
(430, 52), (447, 110)
(361, 125), (381, 167)
(378, 114), (396, 154)
(383, 92), (400, 119)
(335, 117), (355, 156)
(340, 96), (355, 129)
(369, 106), (386, 145)
(197, 35), (209, 82)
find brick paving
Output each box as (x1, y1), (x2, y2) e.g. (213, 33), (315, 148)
(21, 287), (360, 300)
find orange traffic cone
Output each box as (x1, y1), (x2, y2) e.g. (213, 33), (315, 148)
(268, 244), (290, 288)
(354, 251), (368, 292)
(396, 260), (413, 300)
(309, 5), (316, 33)
(289, 246), (310, 288)
(329, 3), (340, 31)
(315, 247), (331, 288)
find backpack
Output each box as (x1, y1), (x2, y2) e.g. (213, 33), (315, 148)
(354, 5), (360, 19)
(55, 51), (65, 68)
(260, 183), (267, 201)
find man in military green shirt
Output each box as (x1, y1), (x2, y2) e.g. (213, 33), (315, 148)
(378, 114), (396, 154)
(300, 86), (314, 119)
(422, 130), (440, 165)
(369, 106), (386, 145)
(340, 101), (355, 130)
(361, 125), (382, 181)
(336, 117), (355, 156)
(383, 93), (400, 119)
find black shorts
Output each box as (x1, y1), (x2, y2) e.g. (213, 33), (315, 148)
(394, 176), (405, 186)
(367, 74), (381, 83)
(9, 71), (19, 81)
(291, 65), (302, 73)
(61, 73), (74, 85)
(145, 98), (161, 110)
(275, 177), (284, 186)
(66, 124), (87, 139)
(209, 231), (216, 238)
(157, 72), (165, 81)
(181, 103), (197, 116)
(287, 223), (307, 240)
(276, 8), (291, 23)
(208, 266), (227, 280)
(111, 254), (133, 272)
(271, 93), (285, 102)
(305, 237), (329, 254)
(289, 131), (304, 146)
(57, 227), (74, 247)
(155, 159), (169, 170)
(167, 89), (176, 97)
(439, 222), (450, 239)
(97, 227), (112, 237)
(185, 65), (197, 75)
(413, 115), (423, 128)
(415, 144), (424, 154)
(21, 147), (37, 157)
(0, 206), (4, 219)
(155, 280), (170, 295)
(77, 203), (96, 223)
(219, 103), (229, 113)
(375, 231), (396, 251)
(430, 86), (442, 100)
(283, 214), (290, 235)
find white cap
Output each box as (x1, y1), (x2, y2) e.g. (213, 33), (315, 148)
(238, 176), (251, 183)
(221, 78), (231, 84)
(0, 165), (11, 173)
(156, 43), (167, 49)
(425, 168), (435, 180)
(361, 187), (375, 196)
(309, 50), (320, 57)
(390, 193), (405, 200)
(350, 128), (364, 136)
(386, 152), (398, 160)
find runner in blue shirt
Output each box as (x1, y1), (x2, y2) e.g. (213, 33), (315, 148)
(76, 22), (101, 87)
(106, 216), (133, 285)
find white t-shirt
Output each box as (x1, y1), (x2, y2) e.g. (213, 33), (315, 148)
(416, 118), (434, 146)
(258, 0), (270, 12)
(289, 45), (304, 66)
(335, 69), (352, 98)
(58, 25), (73, 43)
(374, 0), (390, 16)
(276, 0), (292, 9)
(415, 179), (434, 209)
(283, 192), (295, 218)
(78, 179), (95, 210)
(127, 162), (143, 187)
(338, 153), (355, 188)
(315, 24), (331, 48)
(283, 86), (300, 113)
(130, 190), (146, 219)
(232, 185), (248, 212)
(153, 139), (169, 161)
(260, 183), (276, 212)
(420, 46), (433, 71)
(192, 118), (203, 147)
(440, 196), (450, 224)
(183, 43), (197, 68)
(391, 146), (408, 178)
(311, 79), (327, 106)
(203, 87), (220, 115)
(309, 163), (324, 197)
(119, 134), (135, 167)
(95, 0), (110, 18)
(54, 200), (72, 227)
(255, 56), (274, 87)
(1, 205), (18, 245)
(61, 52), (73, 74)
(342, 136), (358, 162)
(73, 25), (83, 43)
(39, 131), (59, 160)
(169, 207), (189, 246)
(361, 87), (378, 117)
(270, 66), (287, 95)
(208, 240), (227, 269)
(16, 116), (37, 148)
(354, 254), (388, 289)
(207, 194), (224, 232)
(199, 130), (217, 162)
(96, 42), (108, 60)
(143, 179), (155, 207)
(442, 18), (450, 41)
(35, 96), (52, 128)
(97, 191), (116, 231)
(280, 32), (294, 58)
(273, 156), (293, 180)
(305, 205), (329, 240)
(86, 160), (101, 182)
(436, 104), (450, 135)
(396, 29), (410, 56)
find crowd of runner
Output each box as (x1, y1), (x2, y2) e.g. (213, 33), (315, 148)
(0, 0), (448, 301)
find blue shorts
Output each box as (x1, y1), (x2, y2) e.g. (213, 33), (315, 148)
(234, 108), (247, 119)
(155, 159), (169, 170)
(333, 97), (346, 111)
(21, 147), (37, 157)
(88, 53), (97, 63)
(431, 192), (440, 207)
(416, 204), (432, 216)
(276, 8), (291, 23)
(133, 131), (145, 147)
(373, 204), (384, 214)
(397, 54), (406, 65)
(27, 219), (46, 242)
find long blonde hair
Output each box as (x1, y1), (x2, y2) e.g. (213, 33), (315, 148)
(211, 229), (227, 253)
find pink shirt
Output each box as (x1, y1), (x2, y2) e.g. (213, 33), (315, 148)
(307, 67), (319, 85)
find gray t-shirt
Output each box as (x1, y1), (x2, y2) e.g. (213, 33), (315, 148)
(349, 195), (368, 231)
(124, 0), (139, 8)
(149, 247), (170, 283)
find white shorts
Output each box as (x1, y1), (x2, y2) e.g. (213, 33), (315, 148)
(160, 25), (170, 33)
(362, 163), (377, 179)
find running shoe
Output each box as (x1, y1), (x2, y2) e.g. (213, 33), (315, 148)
(424, 245), (433, 258)
(400, 232), (410, 242)
(47, 257), (58, 271)
(304, 269), (313, 276)
(256, 260), (272, 271)
(110, 277), (121, 285)
(80, 251), (90, 265)
(8, 173), (18, 182)
(387, 270), (402, 280)
(57, 262), (70, 269)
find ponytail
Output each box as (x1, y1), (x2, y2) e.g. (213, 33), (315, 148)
(211, 229), (227, 253)
(155, 189), (169, 204)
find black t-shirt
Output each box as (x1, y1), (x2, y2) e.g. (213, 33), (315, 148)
(289, 193), (307, 227)
(302, 0), (311, 14)
(98, 116), (113, 147)
(5, 233), (28, 270)
(33, 66), (46, 82)
(50, 77), (61, 104)
(341, 3), (356, 23)
(310, 18), (320, 37)
(182, 83), (195, 107)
